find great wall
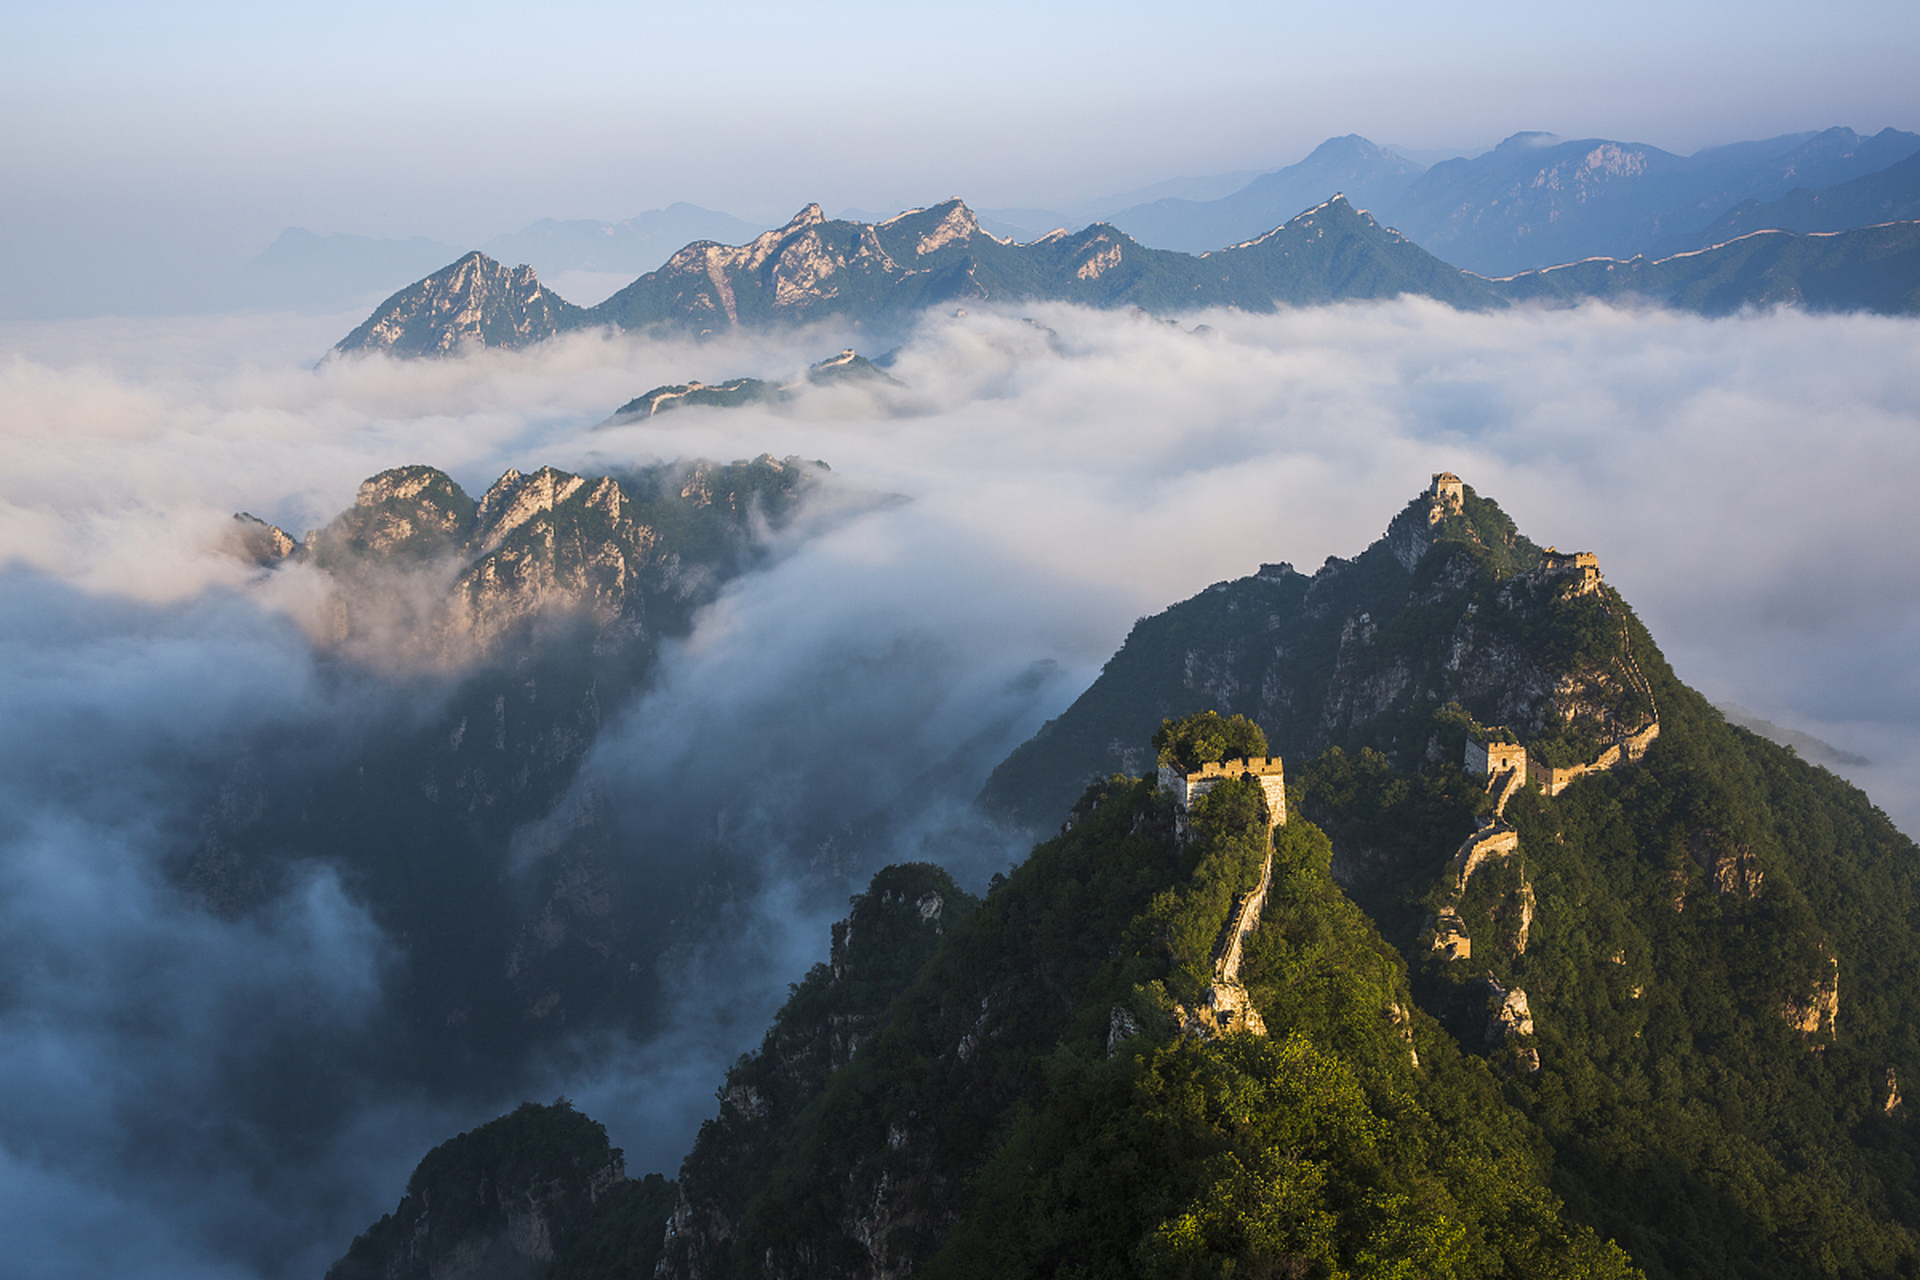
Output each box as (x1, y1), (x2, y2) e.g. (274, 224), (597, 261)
(1424, 472), (1663, 1070)
(1158, 756), (1287, 1038)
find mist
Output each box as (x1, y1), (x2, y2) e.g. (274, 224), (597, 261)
(2, 298), (1918, 1277)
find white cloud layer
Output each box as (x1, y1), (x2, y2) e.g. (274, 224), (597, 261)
(2, 299), (1918, 1276)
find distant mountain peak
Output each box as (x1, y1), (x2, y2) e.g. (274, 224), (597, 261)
(1496, 130), (1563, 151)
(332, 252), (586, 357)
(879, 198), (986, 254)
(1218, 193), (1372, 251)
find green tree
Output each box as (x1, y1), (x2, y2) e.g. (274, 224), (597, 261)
(1155, 711), (1270, 774)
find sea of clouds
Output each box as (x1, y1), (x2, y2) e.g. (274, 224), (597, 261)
(2, 299), (1917, 1278)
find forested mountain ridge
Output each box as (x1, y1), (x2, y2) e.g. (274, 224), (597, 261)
(978, 473), (1920, 1277)
(980, 473), (1638, 827)
(333, 473), (1920, 1279)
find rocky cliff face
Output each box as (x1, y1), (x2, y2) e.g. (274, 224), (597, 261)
(334, 252), (590, 357)
(296, 455), (821, 664)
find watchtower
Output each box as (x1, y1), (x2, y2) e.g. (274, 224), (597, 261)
(1465, 738), (1527, 777)
(1159, 756), (1287, 835)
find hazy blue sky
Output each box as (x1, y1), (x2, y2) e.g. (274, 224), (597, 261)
(9, 0), (1918, 254)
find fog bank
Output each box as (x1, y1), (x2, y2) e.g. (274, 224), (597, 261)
(2, 298), (1917, 1276)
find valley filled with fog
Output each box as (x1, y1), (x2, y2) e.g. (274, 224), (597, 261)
(2, 299), (1917, 1278)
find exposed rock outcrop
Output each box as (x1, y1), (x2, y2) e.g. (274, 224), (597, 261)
(1783, 944), (1840, 1041)
(1483, 973), (1540, 1074)
(228, 511), (297, 565)
(292, 456), (822, 664)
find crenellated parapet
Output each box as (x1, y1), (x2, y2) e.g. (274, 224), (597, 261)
(1536, 546), (1603, 595)
(1158, 756), (1287, 833)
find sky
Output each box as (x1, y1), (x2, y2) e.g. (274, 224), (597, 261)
(6, 0), (1919, 290)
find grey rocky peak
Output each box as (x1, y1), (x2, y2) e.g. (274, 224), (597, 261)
(338, 194), (1505, 356)
(280, 456), (825, 665)
(332, 251), (588, 357)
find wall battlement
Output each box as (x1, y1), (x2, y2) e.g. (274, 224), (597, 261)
(1538, 547), (1603, 594)
(1158, 756), (1287, 831)
(1527, 721), (1661, 796)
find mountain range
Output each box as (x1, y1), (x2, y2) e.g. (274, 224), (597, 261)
(16, 126), (1916, 322)
(1351, 125), (1920, 275)
(333, 196), (1494, 355)
(1089, 126), (1920, 268)
(1697, 147), (1920, 243)
(332, 193), (1920, 359)
(327, 474), (1920, 1280)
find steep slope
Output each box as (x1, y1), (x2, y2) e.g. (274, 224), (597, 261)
(981, 474), (1617, 827)
(1109, 134), (1429, 253)
(641, 757), (1637, 1279)
(1489, 219), (1920, 316)
(1209, 196), (1499, 310)
(334, 251), (590, 356)
(1694, 147), (1920, 244)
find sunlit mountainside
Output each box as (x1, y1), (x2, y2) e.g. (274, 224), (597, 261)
(323, 474), (1920, 1280)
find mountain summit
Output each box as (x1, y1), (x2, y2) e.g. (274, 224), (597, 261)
(333, 251), (588, 356)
